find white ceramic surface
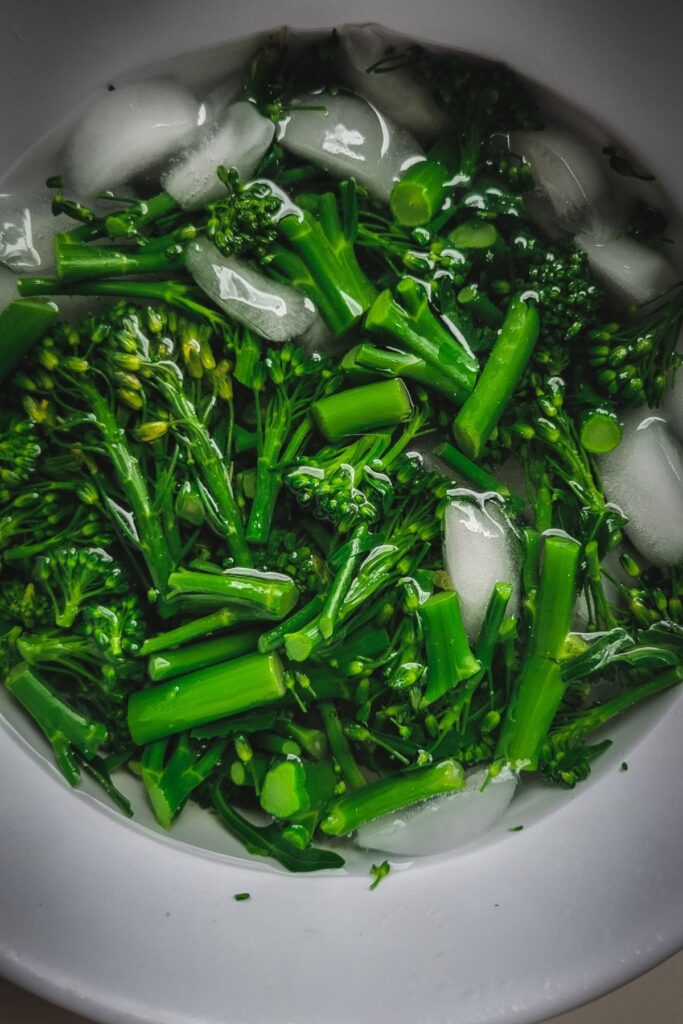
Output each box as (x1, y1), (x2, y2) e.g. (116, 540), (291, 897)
(1, 2), (682, 1023)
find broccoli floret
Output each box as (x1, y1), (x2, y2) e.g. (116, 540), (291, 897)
(0, 579), (50, 630)
(36, 545), (125, 629)
(205, 167), (282, 258)
(526, 244), (602, 349)
(585, 286), (683, 406)
(84, 594), (145, 658)
(0, 416), (41, 487)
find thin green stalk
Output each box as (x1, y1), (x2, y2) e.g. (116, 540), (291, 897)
(166, 568), (299, 620)
(141, 606), (257, 657)
(320, 758), (465, 836)
(148, 627), (261, 682)
(496, 533), (582, 770)
(257, 594), (325, 654)
(419, 591), (481, 705)
(55, 238), (181, 282)
(5, 663), (108, 785)
(319, 701), (367, 791)
(319, 525), (367, 640)
(341, 343), (464, 404)
(365, 278), (478, 404)
(433, 442), (523, 512)
(453, 296), (540, 459)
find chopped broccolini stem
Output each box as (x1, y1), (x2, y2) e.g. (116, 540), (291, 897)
(390, 159), (450, 226)
(320, 758), (465, 835)
(453, 296), (540, 459)
(311, 379), (413, 442)
(147, 628), (261, 682)
(419, 591), (481, 705)
(127, 651), (287, 745)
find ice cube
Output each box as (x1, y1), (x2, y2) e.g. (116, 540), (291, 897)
(356, 767), (518, 856)
(599, 410), (683, 566)
(64, 80), (202, 196)
(0, 191), (70, 273)
(185, 238), (317, 342)
(279, 91), (424, 202)
(444, 493), (521, 639)
(576, 233), (677, 305)
(163, 102), (275, 210)
(509, 130), (625, 240)
(663, 358), (683, 443)
(338, 25), (450, 143)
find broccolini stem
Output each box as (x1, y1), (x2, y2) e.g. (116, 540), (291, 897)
(319, 701), (367, 791)
(457, 285), (505, 328)
(17, 276), (225, 325)
(453, 296), (540, 460)
(0, 300), (59, 384)
(274, 203), (375, 336)
(341, 342), (465, 403)
(141, 606), (257, 657)
(319, 525), (367, 639)
(155, 374), (250, 565)
(87, 386), (178, 596)
(166, 568), (299, 620)
(147, 627), (261, 682)
(578, 408), (623, 454)
(476, 582), (514, 673)
(320, 758), (465, 836)
(257, 595), (325, 654)
(496, 533), (581, 770)
(5, 662), (108, 785)
(390, 158), (450, 226)
(419, 591), (481, 705)
(127, 651), (287, 744)
(433, 442), (524, 513)
(141, 732), (226, 829)
(311, 379), (414, 442)
(259, 757), (337, 819)
(55, 239), (181, 282)
(365, 278), (478, 404)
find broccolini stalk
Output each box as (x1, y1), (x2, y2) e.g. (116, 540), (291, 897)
(247, 343), (334, 545)
(365, 278), (479, 405)
(311, 379), (413, 442)
(341, 342), (465, 403)
(141, 732), (226, 829)
(166, 569), (299, 619)
(5, 662), (108, 785)
(453, 296), (540, 460)
(541, 665), (683, 786)
(141, 606), (257, 657)
(271, 188), (375, 336)
(212, 780), (345, 872)
(433, 441), (524, 513)
(496, 533), (581, 771)
(55, 238), (181, 282)
(147, 627), (261, 682)
(84, 386), (178, 596)
(319, 525), (367, 639)
(259, 756), (338, 819)
(419, 591), (481, 705)
(319, 700), (367, 791)
(320, 758), (465, 835)
(104, 311), (250, 566)
(257, 594), (325, 654)
(0, 301), (58, 384)
(17, 276), (225, 326)
(390, 158), (450, 227)
(578, 408), (622, 455)
(127, 651), (287, 745)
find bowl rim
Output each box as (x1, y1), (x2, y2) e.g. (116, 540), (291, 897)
(1, 2), (682, 1023)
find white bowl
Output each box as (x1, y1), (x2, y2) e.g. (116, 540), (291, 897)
(1, 2), (682, 1022)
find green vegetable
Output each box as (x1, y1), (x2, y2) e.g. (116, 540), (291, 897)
(127, 651), (287, 744)
(453, 296), (540, 459)
(311, 380), (414, 442)
(0, 300), (58, 383)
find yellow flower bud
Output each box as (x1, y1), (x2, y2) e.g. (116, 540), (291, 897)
(135, 421), (170, 442)
(117, 388), (144, 410)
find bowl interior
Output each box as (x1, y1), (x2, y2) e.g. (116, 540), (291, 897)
(1, 21), (681, 876)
